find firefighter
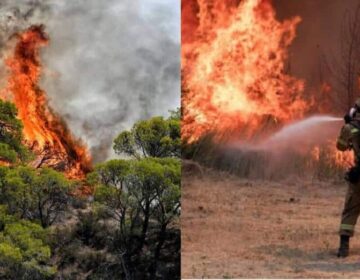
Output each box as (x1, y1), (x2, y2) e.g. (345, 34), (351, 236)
(336, 103), (360, 257)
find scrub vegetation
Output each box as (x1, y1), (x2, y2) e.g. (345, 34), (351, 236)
(0, 100), (180, 279)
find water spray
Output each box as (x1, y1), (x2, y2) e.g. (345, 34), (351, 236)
(230, 115), (344, 152)
(219, 115), (349, 179)
(262, 115), (343, 147)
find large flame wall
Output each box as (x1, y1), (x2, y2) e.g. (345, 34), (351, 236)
(182, 0), (312, 143)
(182, 0), (354, 171)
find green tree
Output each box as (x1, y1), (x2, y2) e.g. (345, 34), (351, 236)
(0, 100), (30, 163)
(148, 158), (180, 278)
(89, 110), (181, 279)
(1, 166), (35, 220)
(92, 157), (180, 278)
(128, 158), (174, 253)
(1, 167), (72, 228)
(92, 160), (134, 243)
(33, 168), (72, 228)
(113, 110), (180, 159)
(0, 206), (55, 279)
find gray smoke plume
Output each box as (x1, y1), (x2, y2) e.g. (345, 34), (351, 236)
(0, 0), (180, 162)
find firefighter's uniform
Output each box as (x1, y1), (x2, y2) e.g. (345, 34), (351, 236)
(337, 122), (360, 237)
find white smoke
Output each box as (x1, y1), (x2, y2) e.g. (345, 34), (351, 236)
(0, 0), (180, 162)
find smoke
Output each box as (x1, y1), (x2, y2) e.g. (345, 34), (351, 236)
(273, 0), (359, 103)
(0, 0), (180, 162)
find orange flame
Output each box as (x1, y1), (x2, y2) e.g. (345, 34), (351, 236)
(309, 142), (353, 169)
(182, 0), (353, 170)
(182, 0), (309, 143)
(1, 25), (92, 178)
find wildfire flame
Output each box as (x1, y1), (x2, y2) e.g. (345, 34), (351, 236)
(1, 25), (92, 178)
(182, 0), (353, 169)
(182, 0), (309, 143)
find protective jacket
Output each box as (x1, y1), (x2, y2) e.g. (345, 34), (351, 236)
(337, 120), (360, 236)
(336, 121), (360, 164)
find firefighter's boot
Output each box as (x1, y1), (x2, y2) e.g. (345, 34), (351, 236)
(337, 235), (350, 258)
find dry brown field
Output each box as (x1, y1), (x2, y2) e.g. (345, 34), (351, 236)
(182, 166), (360, 278)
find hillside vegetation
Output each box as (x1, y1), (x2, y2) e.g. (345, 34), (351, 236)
(0, 100), (181, 279)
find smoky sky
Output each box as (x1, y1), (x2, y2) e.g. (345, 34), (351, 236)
(273, 0), (359, 87)
(0, 0), (180, 162)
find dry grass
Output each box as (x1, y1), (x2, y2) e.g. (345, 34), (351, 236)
(181, 168), (360, 278)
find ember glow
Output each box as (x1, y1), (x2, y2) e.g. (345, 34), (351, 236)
(1, 25), (92, 178)
(182, 0), (309, 143)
